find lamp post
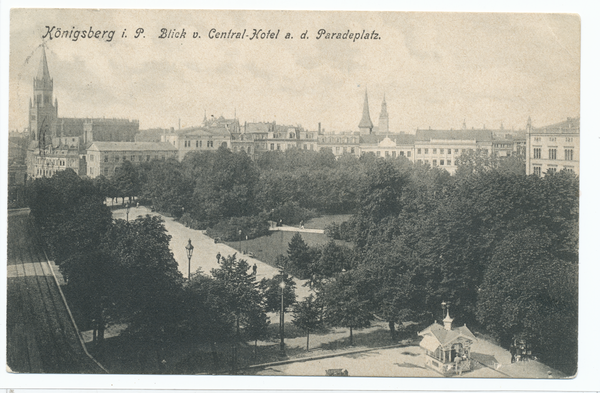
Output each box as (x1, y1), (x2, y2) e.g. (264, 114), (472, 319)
(185, 239), (194, 280)
(125, 202), (130, 222)
(279, 273), (286, 353)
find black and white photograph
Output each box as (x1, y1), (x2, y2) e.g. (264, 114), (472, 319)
(3, 5), (594, 390)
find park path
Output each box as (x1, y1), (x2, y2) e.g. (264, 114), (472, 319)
(113, 206), (313, 300)
(6, 210), (106, 373)
(269, 225), (325, 234)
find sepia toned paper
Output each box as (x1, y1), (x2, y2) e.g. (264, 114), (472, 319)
(3, 5), (596, 392)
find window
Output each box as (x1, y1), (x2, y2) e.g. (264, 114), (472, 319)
(90, 155), (94, 162)
(270, 143), (274, 150)
(461, 149), (465, 153)
(385, 151), (390, 157)
(534, 148), (541, 159)
(350, 147), (355, 154)
(407, 151), (411, 157)
(424, 148), (429, 154)
(549, 148), (557, 160)
(433, 159), (437, 166)
(147, 155), (150, 161)
(196, 141), (199, 148)
(547, 167), (557, 174)
(565, 149), (574, 160)
(566, 137), (573, 142)
(425, 159), (429, 164)
(277, 144), (281, 150)
(303, 144), (307, 150)
(454, 149), (459, 154)
(534, 166), (541, 177)
(417, 148), (422, 154)
(104, 168), (109, 176)
(208, 141), (214, 148)
(549, 137), (556, 142)
(433, 148), (437, 154)
(104, 155), (108, 163)
(123, 155), (127, 162)
(377, 151), (381, 156)
(534, 137), (541, 142)
(115, 156), (120, 162)
(336, 147), (340, 153)
(564, 167), (574, 173)
(392, 151), (397, 158)
(417, 159), (422, 164)
(131, 155), (135, 161)
(399, 151), (404, 157)
(440, 160), (444, 165)
(448, 149), (452, 154)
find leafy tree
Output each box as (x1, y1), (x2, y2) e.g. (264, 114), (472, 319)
(321, 271), (374, 345)
(292, 294), (323, 350)
(309, 240), (353, 288)
(476, 229), (577, 375)
(113, 160), (140, 203)
(286, 232), (312, 278)
(102, 215), (185, 361)
(258, 273), (297, 314)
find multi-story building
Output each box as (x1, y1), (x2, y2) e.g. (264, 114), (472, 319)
(318, 131), (361, 157)
(526, 117), (579, 177)
(360, 134), (415, 160)
(85, 141), (177, 178)
(162, 126), (232, 161)
(414, 128), (494, 174)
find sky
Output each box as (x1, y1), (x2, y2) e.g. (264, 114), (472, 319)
(9, 10), (580, 133)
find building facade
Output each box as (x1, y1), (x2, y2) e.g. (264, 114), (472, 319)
(525, 117), (579, 177)
(85, 141), (178, 178)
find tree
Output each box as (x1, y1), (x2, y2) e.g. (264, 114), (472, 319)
(292, 294), (323, 350)
(321, 271), (374, 345)
(210, 254), (267, 371)
(113, 160), (140, 203)
(258, 274), (297, 314)
(286, 232), (312, 278)
(102, 215), (185, 367)
(476, 229), (577, 375)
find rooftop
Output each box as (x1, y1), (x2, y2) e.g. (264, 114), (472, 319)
(88, 141), (177, 152)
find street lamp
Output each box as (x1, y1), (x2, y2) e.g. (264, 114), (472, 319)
(185, 239), (194, 280)
(279, 273), (286, 353)
(125, 203), (130, 222)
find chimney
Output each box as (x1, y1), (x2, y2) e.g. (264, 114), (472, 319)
(318, 122), (321, 133)
(442, 301), (453, 331)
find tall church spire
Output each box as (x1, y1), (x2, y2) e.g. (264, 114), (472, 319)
(378, 94), (389, 134)
(37, 45), (51, 81)
(358, 89), (373, 135)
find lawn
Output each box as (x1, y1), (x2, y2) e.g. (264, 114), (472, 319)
(302, 214), (353, 230)
(225, 230), (352, 269)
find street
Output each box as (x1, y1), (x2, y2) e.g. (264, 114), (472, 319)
(113, 205), (313, 300)
(6, 210), (105, 373)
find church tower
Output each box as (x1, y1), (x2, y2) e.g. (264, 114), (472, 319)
(378, 94), (389, 134)
(358, 90), (373, 135)
(29, 46), (58, 144)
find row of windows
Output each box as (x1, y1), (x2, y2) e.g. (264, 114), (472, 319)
(416, 148), (479, 155)
(102, 153), (173, 163)
(533, 166), (574, 177)
(183, 140), (218, 148)
(533, 136), (576, 143)
(416, 159), (456, 166)
(532, 148), (574, 160)
(374, 150), (412, 158)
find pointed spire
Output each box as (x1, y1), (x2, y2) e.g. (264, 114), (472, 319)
(358, 89), (373, 133)
(37, 45), (51, 81)
(380, 94), (388, 116)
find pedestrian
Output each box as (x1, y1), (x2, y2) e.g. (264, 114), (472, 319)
(252, 263), (257, 275)
(300, 220), (304, 229)
(216, 252), (221, 263)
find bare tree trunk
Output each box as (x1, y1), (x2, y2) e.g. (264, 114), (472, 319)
(350, 327), (353, 346)
(306, 330), (310, 351)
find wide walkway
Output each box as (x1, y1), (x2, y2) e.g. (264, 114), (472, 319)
(6, 210), (105, 373)
(113, 206), (313, 300)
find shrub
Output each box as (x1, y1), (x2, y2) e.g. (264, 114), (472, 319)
(178, 212), (210, 230)
(206, 213), (270, 241)
(324, 220), (355, 241)
(271, 201), (318, 226)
